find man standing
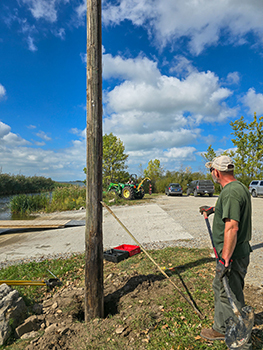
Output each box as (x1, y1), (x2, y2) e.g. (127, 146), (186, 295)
(199, 155), (252, 350)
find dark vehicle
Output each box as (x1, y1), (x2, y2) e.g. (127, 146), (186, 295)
(165, 183), (183, 196)
(187, 180), (214, 197)
(248, 180), (263, 197)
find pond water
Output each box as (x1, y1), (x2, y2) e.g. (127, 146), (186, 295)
(0, 194), (41, 220)
(0, 195), (13, 220)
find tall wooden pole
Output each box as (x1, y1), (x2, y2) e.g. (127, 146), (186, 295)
(85, 0), (103, 322)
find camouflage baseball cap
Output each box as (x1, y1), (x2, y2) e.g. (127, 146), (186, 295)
(205, 155), (234, 172)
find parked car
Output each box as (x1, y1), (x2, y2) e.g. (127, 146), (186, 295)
(165, 183), (183, 196)
(187, 180), (214, 197)
(249, 180), (263, 197)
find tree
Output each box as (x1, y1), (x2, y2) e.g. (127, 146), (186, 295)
(201, 145), (216, 163)
(103, 133), (129, 185)
(143, 159), (164, 180)
(84, 133), (129, 187)
(230, 113), (263, 178)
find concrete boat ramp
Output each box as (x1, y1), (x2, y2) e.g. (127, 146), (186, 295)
(0, 204), (193, 264)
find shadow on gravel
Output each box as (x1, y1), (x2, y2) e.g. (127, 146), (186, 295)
(251, 242), (263, 251)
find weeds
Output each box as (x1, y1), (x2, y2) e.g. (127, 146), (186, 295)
(9, 193), (49, 215)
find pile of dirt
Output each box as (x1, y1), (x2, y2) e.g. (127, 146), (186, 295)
(18, 271), (263, 350)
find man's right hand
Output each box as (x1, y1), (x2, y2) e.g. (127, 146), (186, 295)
(199, 206), (214, 216)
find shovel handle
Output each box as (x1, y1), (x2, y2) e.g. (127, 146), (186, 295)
(203, 214), (241, 318)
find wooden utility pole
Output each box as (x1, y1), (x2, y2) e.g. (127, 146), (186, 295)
(85, 0), (103, 322)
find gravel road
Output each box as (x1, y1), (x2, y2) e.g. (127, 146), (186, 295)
(155, 194), (263, 289)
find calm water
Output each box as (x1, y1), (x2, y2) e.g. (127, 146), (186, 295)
(0, 194), (41, 220)
(0, 195), (13, 220)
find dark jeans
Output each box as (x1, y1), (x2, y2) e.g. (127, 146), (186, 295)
(212, 255), (252, 350)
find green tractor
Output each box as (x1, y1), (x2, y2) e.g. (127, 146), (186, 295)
(106, 174), (151, 200)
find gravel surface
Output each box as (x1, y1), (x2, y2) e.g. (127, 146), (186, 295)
(0, 195), (262, 289)
(156, 194), (263, 289)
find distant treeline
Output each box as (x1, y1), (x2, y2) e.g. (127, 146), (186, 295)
(0, 173), (56, 196)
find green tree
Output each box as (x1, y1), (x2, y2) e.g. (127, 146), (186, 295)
(143, 159), (164, 180)
(230, 113), (263, 178)
(201, 145), (216, 163)
(84, 133), (129, 187)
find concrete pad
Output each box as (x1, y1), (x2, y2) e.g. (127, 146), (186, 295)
(103, 204), (192, 247)
(0, 204), (192, 263)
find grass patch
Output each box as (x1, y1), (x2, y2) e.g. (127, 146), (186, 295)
(0, 247), (261, 349)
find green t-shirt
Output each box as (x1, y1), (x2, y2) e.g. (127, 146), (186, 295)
(212, 180), (252, 259)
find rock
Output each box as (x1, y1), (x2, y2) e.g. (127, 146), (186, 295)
(116, 326), (126, 334)
(15, 315), (42, 338)
(21, 330), (39, 340)
(45, 323), (58, 333)
(0, 284), (27, 345)
(32, 303), (43, 315)
(51, 302), (58, 309)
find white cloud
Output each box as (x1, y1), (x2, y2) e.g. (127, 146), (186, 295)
(0, 84), (6, 99)
(53, 28), (66, 40)
(103, 54), (161, 84)
(27, 35), (37, 51)
(0, 121), (30, 146)
(226, 72), (240, 85)
(169, 56), (196, 76)
(36, 131), (52, 141)
(27, 125), (36, 129)
(0, 122), (11, 138)
(103, 0), (263, 55)
(242, 88), (263, 115)
(163, 146), (197, 160)
(0, 121), (86, 181)
(21, 0), (60, 23)
(103, 52), (237, 169)
(104, 53), (235, 122)
(75, 1), (86, 21)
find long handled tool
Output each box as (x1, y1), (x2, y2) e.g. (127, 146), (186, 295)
(203, 213), (254, 350)
(101, 201), (203, 319)
(0, 270), (62, 290)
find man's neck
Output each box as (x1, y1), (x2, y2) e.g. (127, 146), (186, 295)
(221, 176), (237, 188)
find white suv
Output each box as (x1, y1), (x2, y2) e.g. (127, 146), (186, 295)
(249, 180), (263, 197)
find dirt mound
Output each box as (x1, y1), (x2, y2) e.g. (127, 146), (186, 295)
(19, 271), (263, 350)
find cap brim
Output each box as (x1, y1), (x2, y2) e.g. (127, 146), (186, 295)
(205, 161), (212, 169)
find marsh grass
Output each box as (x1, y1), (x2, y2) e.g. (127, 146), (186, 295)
(9, 193), (49, 215)
(46, 185), (86, 212)
(9, 186), (158, 214)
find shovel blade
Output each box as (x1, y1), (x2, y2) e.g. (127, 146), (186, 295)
(225, 306), (254, 350)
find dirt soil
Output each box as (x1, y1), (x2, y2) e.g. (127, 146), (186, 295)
(20, 267), (263, 350)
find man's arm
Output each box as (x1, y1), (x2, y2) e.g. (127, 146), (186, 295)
(221, 218), (238, 267)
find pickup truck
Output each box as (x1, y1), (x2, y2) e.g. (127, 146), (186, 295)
(249, 180), (263, 197)
(186, 180), (214, 197)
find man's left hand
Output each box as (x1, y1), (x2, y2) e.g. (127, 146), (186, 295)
(216, 259), (231, 280)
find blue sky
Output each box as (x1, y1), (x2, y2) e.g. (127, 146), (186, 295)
(1, 0), (263, 181)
